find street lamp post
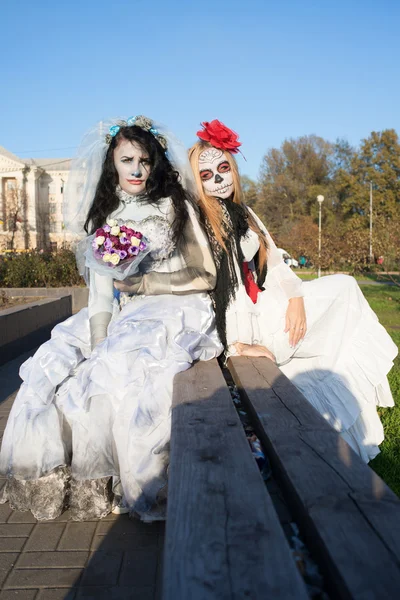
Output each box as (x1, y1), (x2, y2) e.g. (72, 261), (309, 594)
(317, 195), (324, 278)
(369, 181), (373, 262)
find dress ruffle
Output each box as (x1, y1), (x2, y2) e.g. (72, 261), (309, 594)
(287, 299), (396, 463)
(226, 274), (397, 462)
(0, 294), (222, 520)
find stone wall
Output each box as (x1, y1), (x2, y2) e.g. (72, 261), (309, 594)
(0, 287), (88, 314)
(0, 295), (72, 366)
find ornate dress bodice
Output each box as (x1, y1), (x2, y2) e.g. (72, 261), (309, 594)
(110, 194), (176, 268)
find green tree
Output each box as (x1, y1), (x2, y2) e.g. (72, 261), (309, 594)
(340, 129), (400, 221)
(329, 139), (356, 214)
(258, 135), (335, 235)
(255, 129), (399, 270)
(277, 216), (318, 261)
(240, 175), (259, 208)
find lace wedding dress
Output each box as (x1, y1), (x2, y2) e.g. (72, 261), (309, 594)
(225, 207), (397, 463)
(0, 195), (222, 521)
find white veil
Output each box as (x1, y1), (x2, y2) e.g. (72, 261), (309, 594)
(63, 116), (197, 238)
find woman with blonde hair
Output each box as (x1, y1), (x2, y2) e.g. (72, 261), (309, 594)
(189, 119), (397, 463)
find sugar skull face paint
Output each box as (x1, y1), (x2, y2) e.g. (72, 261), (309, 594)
(114, 139), (151, 195)
(198, 148), (234, 199)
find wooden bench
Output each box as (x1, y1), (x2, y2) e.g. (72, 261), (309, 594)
(163, 357), (400, 599)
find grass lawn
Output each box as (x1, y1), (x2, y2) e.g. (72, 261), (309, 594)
(359, 272), (400, 285)
(297, 272), (319, 281)
(361, 284), (400, 495)
(297, 271), (400, 284)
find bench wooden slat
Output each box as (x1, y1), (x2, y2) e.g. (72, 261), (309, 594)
(163, 359), (309, 600)
(228, 356), (400, 600)
(348, 492), (400, 558)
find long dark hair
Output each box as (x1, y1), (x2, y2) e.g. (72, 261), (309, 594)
(84, 125), (189, 245)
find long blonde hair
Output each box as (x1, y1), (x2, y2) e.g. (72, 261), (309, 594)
(188, 140), (268, 271)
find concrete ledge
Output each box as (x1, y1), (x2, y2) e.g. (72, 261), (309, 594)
(0, 296), (72, 366)
(0, 287), (88, 313)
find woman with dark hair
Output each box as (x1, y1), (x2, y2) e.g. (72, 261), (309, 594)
(0, 116), (221, 521)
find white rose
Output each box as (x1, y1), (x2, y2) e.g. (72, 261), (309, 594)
(130, 236), (141, 247)
(106, 218), (117, 227)
(111, 225), (120, 235)
(95, 235), (105, 246)
(108, 253), (120, 265)
(102, 252), (112, 262)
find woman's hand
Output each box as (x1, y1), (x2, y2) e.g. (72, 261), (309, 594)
(114, 275), (142, 294)
(234, 342), (276, 363)
(285, 297), (307, 348)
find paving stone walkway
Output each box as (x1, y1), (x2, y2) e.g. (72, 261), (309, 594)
(0, 353), (164, 600)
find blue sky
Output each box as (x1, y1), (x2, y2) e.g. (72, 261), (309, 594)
(1, 0), (399, 180)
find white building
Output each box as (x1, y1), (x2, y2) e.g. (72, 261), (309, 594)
(0, 146), (73, 250)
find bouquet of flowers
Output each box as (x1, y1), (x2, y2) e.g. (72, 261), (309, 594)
(92, 219), (147, 265)
(83, 218), (150, 280)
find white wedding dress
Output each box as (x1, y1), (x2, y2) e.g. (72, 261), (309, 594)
(0, 196), (222, 521)
(226, 208), (398, 463)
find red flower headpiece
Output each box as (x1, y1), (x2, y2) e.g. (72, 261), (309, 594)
(197, 119), (241, 154)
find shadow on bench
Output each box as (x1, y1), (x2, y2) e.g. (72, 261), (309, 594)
(163, 357), (400, 600)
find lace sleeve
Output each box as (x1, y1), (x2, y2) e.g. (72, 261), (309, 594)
(240, 228), (260, 262)
(116, 202), (216, 296)
(246, 207), (304, 299)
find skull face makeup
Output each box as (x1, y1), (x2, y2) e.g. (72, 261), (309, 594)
(199, 148), (234, 199)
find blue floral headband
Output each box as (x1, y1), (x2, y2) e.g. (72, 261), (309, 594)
(105, 115), (168, 151)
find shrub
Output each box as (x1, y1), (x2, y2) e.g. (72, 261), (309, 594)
(0, 249), (84, 288)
